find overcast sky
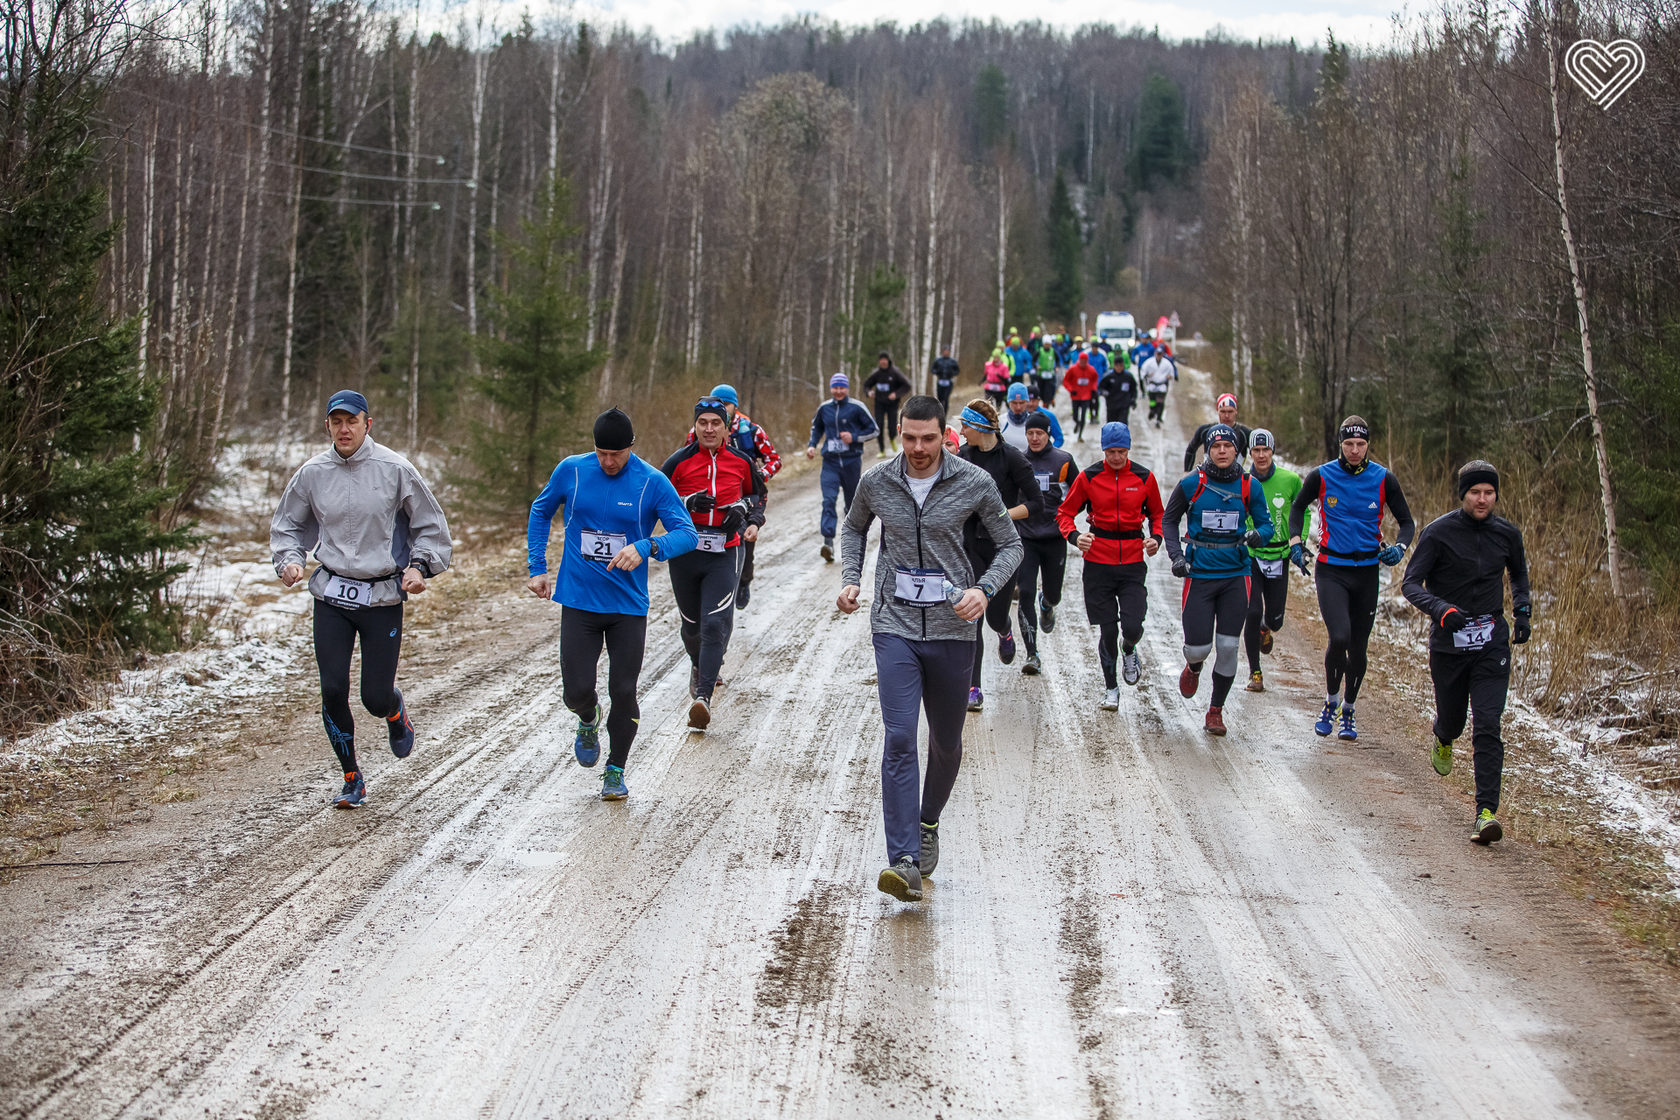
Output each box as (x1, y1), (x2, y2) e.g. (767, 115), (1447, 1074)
(458, 0), (1412, 50)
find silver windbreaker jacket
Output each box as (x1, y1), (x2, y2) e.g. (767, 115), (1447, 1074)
(270, 437), (453, 607)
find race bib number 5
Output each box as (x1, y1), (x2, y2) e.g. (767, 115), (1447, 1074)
(695, 530), (728, 553)
(581, 529), (628, 563)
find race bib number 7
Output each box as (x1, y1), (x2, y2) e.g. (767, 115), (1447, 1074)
(894, 566), (946, 606)
(581, 529), (628, 563)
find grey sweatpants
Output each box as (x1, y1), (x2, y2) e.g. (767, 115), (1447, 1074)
(872, 632), (974, 866)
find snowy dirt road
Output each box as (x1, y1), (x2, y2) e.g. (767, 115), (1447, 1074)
(4, 376), (1680, 1119)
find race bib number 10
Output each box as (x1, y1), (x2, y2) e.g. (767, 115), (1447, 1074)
(322, 572), (375, 609)
(581, 529), (628, 563)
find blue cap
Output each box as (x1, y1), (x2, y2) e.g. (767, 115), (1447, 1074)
(1206, 423), (1238, 447)
(1101, 422), (1132, 450)
(710, 384), (739, 406)
(326, 390), (369, 417)
(1006, 382), (1030, 402)
(830, 372), (849, 389)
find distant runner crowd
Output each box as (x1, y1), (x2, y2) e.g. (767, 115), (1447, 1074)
(272, 321), (1532, 905)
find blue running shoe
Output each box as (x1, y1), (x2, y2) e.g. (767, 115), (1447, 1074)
(333, 772), (366, 809)
(574, 706), (601, 768)
(1314, 701), (1339, 737)
(386, 689), (414, 758)
(1337, 709), (1358, 741)
(601, 764), (628, 801)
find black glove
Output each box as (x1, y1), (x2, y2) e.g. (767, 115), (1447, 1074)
(719, 499), (751, 536)
(684, 491), (716, 514)
(1244, 529), (1266, 550)
(1171, 558), (1191, 579)
(1439, 607), (1468, 633)
(1289, 542), (1311, 577)
(1513, 606), (1532, 645)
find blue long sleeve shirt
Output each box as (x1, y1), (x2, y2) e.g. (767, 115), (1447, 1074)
(807, 397), (879, 461)
(526, 453), (699, 616)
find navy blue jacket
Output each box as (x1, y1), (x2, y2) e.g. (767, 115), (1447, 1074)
(808, 397), (879, 462)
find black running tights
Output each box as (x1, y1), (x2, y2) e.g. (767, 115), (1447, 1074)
(1014, 535), (1067, 657)
(669, 547), (741, 701)
(314, 599), (404, 776)
(560, 606), (648, 769)
(1315, 562), (1380, 704)
(1244, 559), (1291, 673)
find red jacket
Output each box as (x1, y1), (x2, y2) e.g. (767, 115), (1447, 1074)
(1056, 460), (1164, 565)
(1063, 357), (1099, 401)
(659, 442), (767, 547)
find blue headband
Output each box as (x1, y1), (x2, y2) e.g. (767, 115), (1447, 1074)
(959, 406), (997, 432)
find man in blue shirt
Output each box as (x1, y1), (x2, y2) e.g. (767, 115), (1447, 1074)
(526, 408), (698, 800)
(805, 373), (879, 562)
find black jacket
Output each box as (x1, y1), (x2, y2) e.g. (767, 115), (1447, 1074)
(931, 356), (960, 386)
(1097, 369), (1137, 408)
(1402, 508), (1530, 653)
(864, 364), (912, 402)
(958, 439), (1042, 557)
(1184, 422), (1253, 470)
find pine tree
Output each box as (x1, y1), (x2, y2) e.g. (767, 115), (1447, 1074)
(1128, 73), (1190, 193)
(1045, 170), (1083, 322)
(465, 177), (603, 511)
(844, 263), (909, 373)
(973, 65), (1009, 154)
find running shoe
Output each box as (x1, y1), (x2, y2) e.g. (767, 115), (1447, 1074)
(574, 705), (601, 767)
(689, 664), (700, 699)
(1100, 687), (1120, 711)
(1260, 627), (1274, 655)
(386, 688), (414, 758)
(1122, 651), (1141, 686)
(919, 821), (940, 878)
(1337, 709), (1359, 741)
(1246, 670), (1265, 693)
(1432, 736), (1453, 777)
(967, 688), (983, 712)
(736, 582), (751, 610)
(1022, 653), (1042, 676)
(821, 539), (834, 563)
(601, 765), (628, 801)
(1039, 595), (1057, 632)
(1205, 706), (1227, 736)
(998, 632), (1017, 665)
(687, 697), (711, 731)
(1178, 664), (1199, 698)
(333, 772), (366, 809)
(1314, 701), (1339, 737)
(1471, 808), (1503, 845)
(877, 857), (923, 902)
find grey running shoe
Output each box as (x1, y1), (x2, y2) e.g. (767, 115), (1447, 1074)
(919, 822), (940, 878)
(1022, 653), (1042, 676)
(1039, 594), (1057, 632)
(877, 857), (923, 902)
(1100, 687), (1120, 711)
(1122, 651), (1142, 686)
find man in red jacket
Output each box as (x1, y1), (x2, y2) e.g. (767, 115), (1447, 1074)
(660, 396), (767, 730)
(1057, 421), (1163, 710)
(1062, 351), (1100, 442)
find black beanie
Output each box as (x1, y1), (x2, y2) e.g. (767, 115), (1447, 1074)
(694, 397), (728, 423)
(1025, 411), (1052, 432)
(593, 408), (635, 451)
(1457, 459), (1499, 499)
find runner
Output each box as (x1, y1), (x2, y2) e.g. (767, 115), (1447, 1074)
(863, 351), (912, 457)
(1034, 339), (1059, 405)
(998, 382), (1065, 450)
(1402, 460), (1532, 844)
(1287, 415), (1416, 741)
(837, 395), (1022, 902)
(956, 398), (1041, 710)
(661, 397), (768, 730)
(1006, 335), (1033, 385)
(1056, 422), (1164, 711)
(1140, 346), (1177, 428)
(1161, 424), (1272, 735)
(983, 348), (1011, 405)
(1184, 393), (1253, 468)
(1016, 413), (1077, 675)
(1241, 429), (1305, 693)
(1062, 350), (1100, 441)
(526, 408), (699, 800)
(698, 383), (780, 610)
(804, 373), (878, 563)
(271, 389), (453, 810)
(1097, 353), (1137, 427)
(930, 344), (960, 415)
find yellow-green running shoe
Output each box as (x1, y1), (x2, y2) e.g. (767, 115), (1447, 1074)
(1431, 737), (1453, 777)
(1471, 808), (1503, 844)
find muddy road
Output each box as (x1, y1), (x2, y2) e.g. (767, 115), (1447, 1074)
(4, 372), (1679, 1119)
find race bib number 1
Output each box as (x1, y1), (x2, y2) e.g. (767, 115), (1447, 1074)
(581, 529), (628, 563)
(1453, 614), (1497, 650)
(1201, 509), (1240, 532)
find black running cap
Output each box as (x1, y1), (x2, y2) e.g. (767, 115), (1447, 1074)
(593, 408), (635, 451)
(1457, 459), (1499, 498)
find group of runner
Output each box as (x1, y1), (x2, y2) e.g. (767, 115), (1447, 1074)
(273, 353), (1531, 905)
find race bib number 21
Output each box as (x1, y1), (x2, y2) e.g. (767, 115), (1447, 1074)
(581, 529), (628, 563)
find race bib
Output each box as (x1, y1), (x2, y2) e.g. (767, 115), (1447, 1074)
(1035, 472), (1054, 492)
(580, 529), (628, 563)
(936, 377), (953, 387)
(894, 566), (947, 607)
(695, 530), (728, 553)
(825, 437), (846, 454)
(322, 571), (375, 609)
(1453, 613), (1497, 650)
(1201, 509), (1240, 532)
(1257, 557), (1284, 579)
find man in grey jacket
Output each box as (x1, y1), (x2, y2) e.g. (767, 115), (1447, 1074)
(271, 390), (453, 809)
(838, 395), (1022, 903)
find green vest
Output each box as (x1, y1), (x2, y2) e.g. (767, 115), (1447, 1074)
(1248, 465), (1305, 559)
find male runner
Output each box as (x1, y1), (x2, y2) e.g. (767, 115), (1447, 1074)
(998, 382), (1065, 450)
(1403, 460), (1531, 843)
(272, 389), (453, 809)
(661, 397), (767, 730)
(1184, 393), (1253, 468)
(1034, 339), (1058, 405)
(1056, 422), (1163, 711)
(838, 395), (1022, 903)
(1062, 350), (1100, 441)
(527, 408), (699, 800)
(1016, 413), (1077, 675)
(863, 351), (912, 456)
(1162, 424), (1272, 735)
(930, 344), (960, 414)
(1097, 357), (1137, 427)
(1140, 346), (1177, 427)
(1243, 429), (1304, 692)
(805, 373), (878, 562)
(1288, 415), (1416, 741)
(700, 384), (779, 609)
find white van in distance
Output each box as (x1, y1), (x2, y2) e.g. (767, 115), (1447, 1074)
(1093, 311), (1136, 347)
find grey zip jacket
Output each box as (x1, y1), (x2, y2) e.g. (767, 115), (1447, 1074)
(841, 451), (1023, 642)
(270, 437), (453, 607)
